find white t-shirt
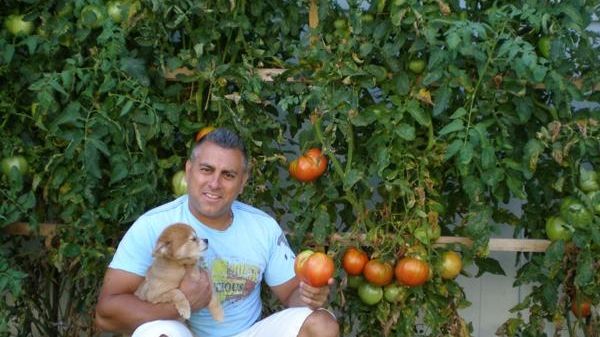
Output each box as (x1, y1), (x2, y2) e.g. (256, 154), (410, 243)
(109, 196), (296, 337)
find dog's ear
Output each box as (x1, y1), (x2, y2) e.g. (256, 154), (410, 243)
(153, 240), (171, 257)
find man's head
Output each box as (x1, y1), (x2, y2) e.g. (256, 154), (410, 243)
(185, 128), (249, 230)
(190, 128), (249, 172)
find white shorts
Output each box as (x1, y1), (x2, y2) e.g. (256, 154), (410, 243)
(131, 307), (323, 337)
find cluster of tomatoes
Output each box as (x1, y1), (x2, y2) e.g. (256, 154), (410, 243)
(341, 247), (462, 306)
(545, 167), (599, 242)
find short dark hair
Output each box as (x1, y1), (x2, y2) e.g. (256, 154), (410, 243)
(190, 127), (249, 170)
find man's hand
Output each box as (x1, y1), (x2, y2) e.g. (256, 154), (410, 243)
(298, 278), (334, 309)
(180, 266), (213, 312)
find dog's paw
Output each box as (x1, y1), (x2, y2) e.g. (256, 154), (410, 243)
(175, 302), (191, 320)
(212, 306), (224, 322)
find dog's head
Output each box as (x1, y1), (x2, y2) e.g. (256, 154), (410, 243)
(153, 223), (208, 265)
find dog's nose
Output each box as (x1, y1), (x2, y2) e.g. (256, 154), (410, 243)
(202, 238), (209, 245)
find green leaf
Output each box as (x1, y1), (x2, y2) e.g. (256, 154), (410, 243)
(523, 139), (544, 172)
(459, 142), (474, 165)
(574, 248), (593, 287)
(120, 57), (150, 86)
(432, 86), (451, 116)
(506, 174), (526, 199)
(343, 169), (362, 190)
(444, 139), (463, 160)
(474, 257), (506, 277)
(438, 119), (464, 136)
(406, 99), (430, 126)
(395, 123), (415, 141)
(120, 100), (135, 117)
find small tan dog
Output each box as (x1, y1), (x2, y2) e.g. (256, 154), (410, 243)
(134, 223), (223, 321)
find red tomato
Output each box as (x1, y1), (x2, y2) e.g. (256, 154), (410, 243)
(195, 126), (216, 142)
(301, 252), (335, 287)
(363, 259), (393, 286)
(571, 299), (592, 318)
(395, 257), (430, 287)
(294, 249), (314, 277)
(288, 148), (327, 182)
(342, 247), (369, 276)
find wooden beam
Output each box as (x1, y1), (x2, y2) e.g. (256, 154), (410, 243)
(327, 233), (550, 252)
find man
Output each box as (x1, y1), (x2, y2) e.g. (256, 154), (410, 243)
(94, 128), (339, 337)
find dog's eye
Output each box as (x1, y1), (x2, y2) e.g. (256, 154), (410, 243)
(191, 237), (198, 242)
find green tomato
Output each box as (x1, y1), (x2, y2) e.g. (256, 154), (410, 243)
(347, 274), (365, 289)
(545, 216), (573, 241)
(537, 36), (551, 59)
(383, 283), (406, 303)
(80, 4), (105, 29)
(171, 170), (187, 196)
(357, 282), (383, 305)
(1, 155), (28, 176)
(579, 169), (599, 193)
(107, 0), (139, 23)
(5, 14), (34, 36)
(408, 59), (426, 74)
(559, 197), (593, 229)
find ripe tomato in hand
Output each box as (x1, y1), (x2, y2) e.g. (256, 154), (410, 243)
(289, 148), (327, 182)
(363, 259), (393, 286)
(395, 256), (430, 287)
(295, 251), (334, 287)
(294, 249), (314, 277)
(342, 247), (369, 276)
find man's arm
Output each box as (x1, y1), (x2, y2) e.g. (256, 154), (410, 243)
(270, 276), (334, 310)
(94, 267), (213, 334)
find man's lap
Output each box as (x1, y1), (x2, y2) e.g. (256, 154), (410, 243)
(131, 307), (321, 337)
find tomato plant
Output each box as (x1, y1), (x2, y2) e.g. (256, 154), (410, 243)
(288, 148), (327, 182)
(342, 247), (368, 276)
(357, 282), (383, 306)
(362, 259), (393, 286)
(395, 257), (430, 287)
(439, 251), (462, 280)
(171, 170), (187, 196)
(1, 156), (28, 176)
(544, 216), (572, 241)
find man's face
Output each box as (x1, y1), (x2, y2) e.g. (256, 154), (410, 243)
(185, 141), (248, 229)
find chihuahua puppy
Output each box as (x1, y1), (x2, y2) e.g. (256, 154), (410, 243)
(134, 223), (223, 321)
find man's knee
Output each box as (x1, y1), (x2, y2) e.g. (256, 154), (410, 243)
(300, 310), (339, 337)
